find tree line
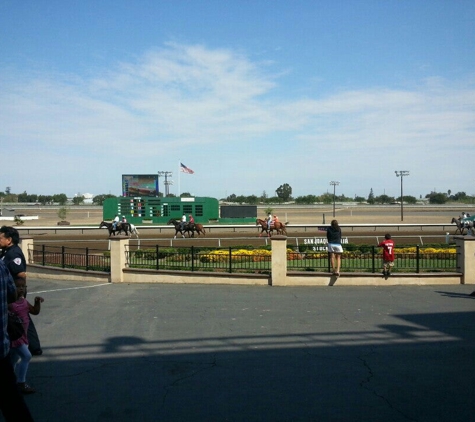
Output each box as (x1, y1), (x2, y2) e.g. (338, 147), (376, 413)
(1, 184), (473, 206)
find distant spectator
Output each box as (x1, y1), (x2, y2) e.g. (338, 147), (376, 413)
(378, 233), (395, 277)
(319, 220), (343, 276)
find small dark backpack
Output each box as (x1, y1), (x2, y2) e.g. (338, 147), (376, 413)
(7, 312), (24, 341)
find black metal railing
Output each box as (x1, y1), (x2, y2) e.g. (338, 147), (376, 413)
(126, 246), (271, 274)
(29, 244), (459, 275)
(287, 245), (459, 273)
(29, 245), (111, 272)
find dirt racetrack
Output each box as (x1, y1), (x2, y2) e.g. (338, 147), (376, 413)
(4, 204), (472, 249)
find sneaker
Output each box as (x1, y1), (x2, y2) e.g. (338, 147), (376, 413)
(18, 383), (36, 394)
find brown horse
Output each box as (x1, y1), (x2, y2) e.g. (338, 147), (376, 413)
(194, 223), (206, 236)
(255, 219), (287, 237)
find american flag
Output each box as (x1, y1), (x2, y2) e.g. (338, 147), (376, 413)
(180, 162), (194, 174)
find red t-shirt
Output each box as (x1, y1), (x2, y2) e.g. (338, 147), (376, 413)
(378, 239), (395, 262)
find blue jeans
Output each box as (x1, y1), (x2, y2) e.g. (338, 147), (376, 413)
(10, 344), (32, 383)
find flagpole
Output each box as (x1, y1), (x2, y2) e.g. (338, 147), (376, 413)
(178, 160), (181, 197)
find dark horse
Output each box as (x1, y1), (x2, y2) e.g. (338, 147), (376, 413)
(256, 218), (287, 237)
(99, 221), (130, 236)
(167, 219), (195, 238)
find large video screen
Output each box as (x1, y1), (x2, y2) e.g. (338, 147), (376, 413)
(122, 174), (159, 197)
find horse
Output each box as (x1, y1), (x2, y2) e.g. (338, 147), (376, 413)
(451, 217), (474, 236)
(99, 221), (129, 236)
(256, 219), (288, 237)
(117, 223), (139, 238)
(194, 223), (206, 236)
(167, 219), (195, 238)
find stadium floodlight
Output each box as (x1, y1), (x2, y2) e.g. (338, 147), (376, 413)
(157, 171), (173, 196)
(395, 171), (410, 221)
(329, 181), (340, 218)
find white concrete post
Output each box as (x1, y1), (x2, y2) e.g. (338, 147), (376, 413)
(110, 237), (129, 283)
(19, 237), (34, 265)
(271, 235), (288, 286)
(455, 235), (475, 284)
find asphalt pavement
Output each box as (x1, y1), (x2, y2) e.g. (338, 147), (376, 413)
(9, 278), (475, 422)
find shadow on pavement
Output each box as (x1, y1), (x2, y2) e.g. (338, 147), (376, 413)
(14, 282), (475, 422)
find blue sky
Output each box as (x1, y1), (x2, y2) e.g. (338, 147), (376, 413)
(1, 1), (474, 200)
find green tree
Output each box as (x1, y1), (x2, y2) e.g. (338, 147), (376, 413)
(38, 195), (53, 205)
(319, 193), (333, 204)
(72, 195), (85, 205)
(367, 188), (375, 204)
(180, 192), (192, 197)
(53, 193), (68, 205)
(275, 183), (292, 202)
(235, 195), (247, 204)
(375, 194), (394, 204)
(453, 192), (467, 201)
(17, 191), (29, 203)
(58, 206), (69, 221)
(295, 195), (318, 205)
(226, 193), (237, 202)
(403, 195), (417, 204)
(354, 196), (366, 202)
(425, 192), (447, 204)
(93, 194), (116, 206)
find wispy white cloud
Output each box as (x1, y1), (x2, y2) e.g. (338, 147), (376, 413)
(1, 43), (474, 197)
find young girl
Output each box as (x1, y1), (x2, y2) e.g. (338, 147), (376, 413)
(8, 275), (44, 394)
(319, 220), (343, 276)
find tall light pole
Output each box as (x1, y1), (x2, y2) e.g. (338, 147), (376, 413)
(395, 171), (409, 221)
(157, 171), (173, 196)
(330, 181), (340, 218)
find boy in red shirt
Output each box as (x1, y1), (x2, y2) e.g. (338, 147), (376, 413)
(378, 233), (395, 277)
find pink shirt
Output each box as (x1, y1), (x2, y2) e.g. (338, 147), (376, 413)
(8, 298), (30, 347)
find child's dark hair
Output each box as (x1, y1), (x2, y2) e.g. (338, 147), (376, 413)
(14, 274), (26, 283)
(384, 233), (391, 240)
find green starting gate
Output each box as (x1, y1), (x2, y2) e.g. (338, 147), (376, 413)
(103, 197), (219, 224)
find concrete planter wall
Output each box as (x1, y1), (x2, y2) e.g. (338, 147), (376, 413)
(21, 235), (474, 286)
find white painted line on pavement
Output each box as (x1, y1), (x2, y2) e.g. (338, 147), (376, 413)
(30, 283), (111, 294)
